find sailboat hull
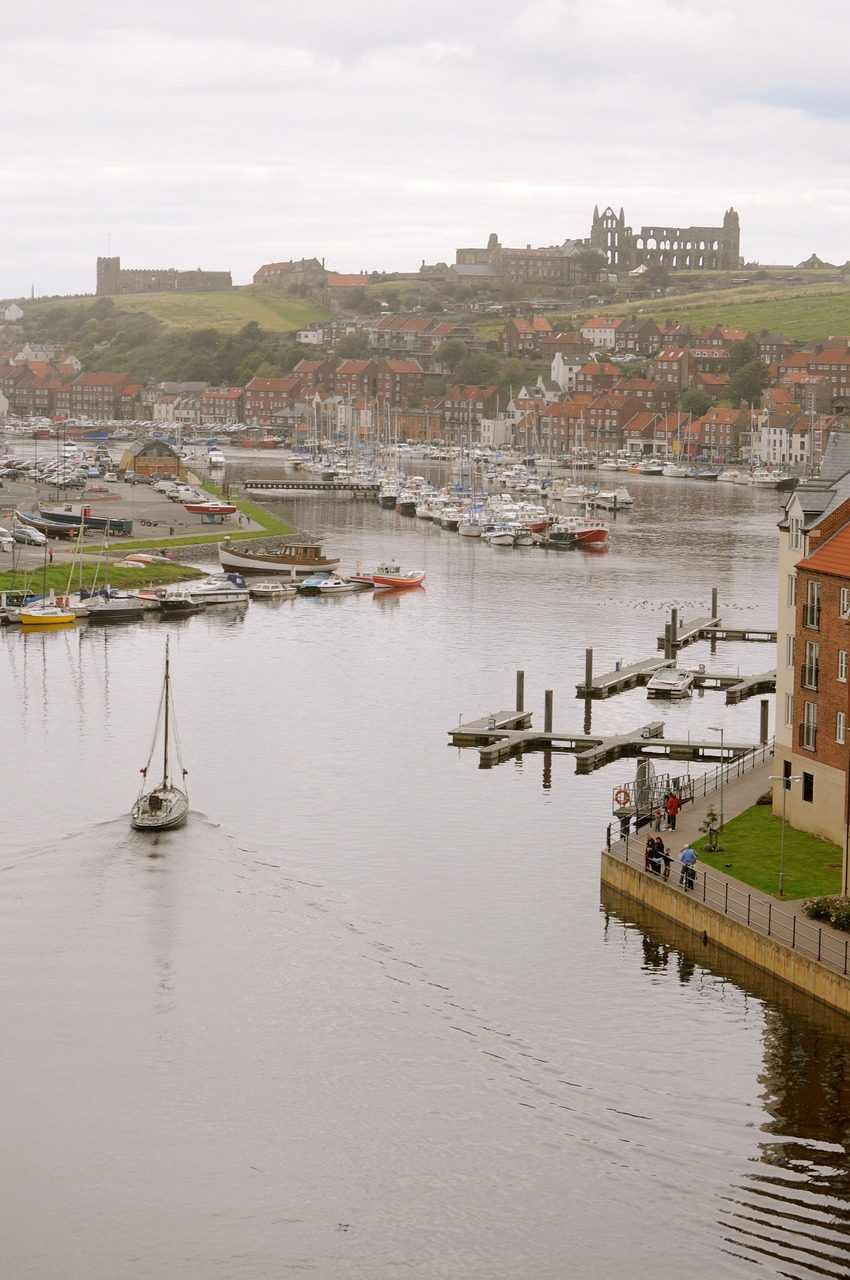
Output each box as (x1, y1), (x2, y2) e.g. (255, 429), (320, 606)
(131, 786), (189, 831)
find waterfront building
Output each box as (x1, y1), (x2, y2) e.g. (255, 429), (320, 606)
(775, 433), (850, 880)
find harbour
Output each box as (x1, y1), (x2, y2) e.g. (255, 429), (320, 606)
(3, 456), (850, 1279)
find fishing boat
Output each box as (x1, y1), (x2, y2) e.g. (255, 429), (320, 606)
(369, 562), (426, 589)
(219, 540), (339, 577)
(316, 573), (373, 595)
(130, 641), (189, 831)
(541, 512), (610, 548)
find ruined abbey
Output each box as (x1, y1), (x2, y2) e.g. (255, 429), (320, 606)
(590, 206), (741, 272)
(96, 256), (232, 296)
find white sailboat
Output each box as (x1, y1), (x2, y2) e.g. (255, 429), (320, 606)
(131, 640), (189, 831)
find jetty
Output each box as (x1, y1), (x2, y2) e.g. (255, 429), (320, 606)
(242, 479), (380, 498)
(575, 652), (776, 705)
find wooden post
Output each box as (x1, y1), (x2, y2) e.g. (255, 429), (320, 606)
(711, 586), (718, 620)
(670, 607), (678, 649)
(544, 689), (553, 732)
(664, 623), (672, 660)
(516, 670), (525, 713)
(585, 647), (593, 689)
(760, 698), (770, 744)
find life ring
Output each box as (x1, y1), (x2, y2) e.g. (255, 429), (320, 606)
(614, 787), (631, 806)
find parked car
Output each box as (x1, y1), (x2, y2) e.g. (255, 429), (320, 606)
(124, 471), (153, 485)
(0, 525), (13, 552)
(12, 524), (48, 546)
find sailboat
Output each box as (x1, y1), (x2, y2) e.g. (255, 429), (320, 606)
(130, 640), (189, 831)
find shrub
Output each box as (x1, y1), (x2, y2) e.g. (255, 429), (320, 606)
(802, 895), (850, 930)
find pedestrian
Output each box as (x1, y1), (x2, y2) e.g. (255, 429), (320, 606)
(679, 845), (697, 891)
(653, 807), (663, 832)
(644, 837), (656, 872)
(665, 791), (681, 831)
(660, 844), (672, 881)
(48, 547), (53, 564)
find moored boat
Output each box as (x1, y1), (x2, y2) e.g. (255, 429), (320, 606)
(190, 572), (250, 605)
(248, 579), (299, 599)
(219, 540), (339, 577)
(370, 562), (426, 589)
(646, 666), (695, 698)
(19, 603), (75, 627)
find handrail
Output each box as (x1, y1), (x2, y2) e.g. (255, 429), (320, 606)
(605, 830), (850, 978)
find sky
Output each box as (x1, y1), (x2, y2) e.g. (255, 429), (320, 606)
(4, 0), (850, 299)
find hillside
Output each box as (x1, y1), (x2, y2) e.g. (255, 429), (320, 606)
(24, 284), (329, 334)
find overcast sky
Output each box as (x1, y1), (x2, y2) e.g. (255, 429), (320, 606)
(4, 0), (849, 298)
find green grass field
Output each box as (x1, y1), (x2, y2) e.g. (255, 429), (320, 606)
(696, 804), (843, 899)
(26, 285), (329, 334)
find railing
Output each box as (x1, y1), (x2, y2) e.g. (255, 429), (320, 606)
(605, 836), (850, 977)
(611, 738), (775, 838)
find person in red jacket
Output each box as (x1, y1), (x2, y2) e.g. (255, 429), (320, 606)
(665, 791), (681, 831)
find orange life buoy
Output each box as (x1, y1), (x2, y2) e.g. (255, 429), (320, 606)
(614, 787), (631, 806)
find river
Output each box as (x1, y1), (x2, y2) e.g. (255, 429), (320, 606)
(2, 466), (850, 1279)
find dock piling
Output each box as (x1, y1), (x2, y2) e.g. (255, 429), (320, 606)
(585, 648), (593, 689)
(544, 690), (553, 733)
(670, 607), (678, 650)
(516, 670), (525, 713)
(760, 698), (770, 744)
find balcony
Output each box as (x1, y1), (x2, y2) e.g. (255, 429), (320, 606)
(800, 662), (820, 691)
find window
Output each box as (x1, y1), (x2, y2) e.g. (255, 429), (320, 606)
(804, 580), (821, 629)
(801, 701), (817, 751)
(803, 772), (814, 803)
(839, 650), (848, 683)
(802, 640), (820, 690)
(787, 574), (797, 607)
(785, 692), (794, 727)
(841, 586), (850, 618)
(838, 711), (846, 745)
(786, 634), (796, 668)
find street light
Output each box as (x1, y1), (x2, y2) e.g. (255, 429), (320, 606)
(769, 774), (802, 896)
(708, 726), (725, 830)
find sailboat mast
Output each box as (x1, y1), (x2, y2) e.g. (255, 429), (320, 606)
(162, 641), (171, 787)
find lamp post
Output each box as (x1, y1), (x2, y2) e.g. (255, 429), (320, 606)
(769, 774), (802, 896)
(708, 726), (725, 830)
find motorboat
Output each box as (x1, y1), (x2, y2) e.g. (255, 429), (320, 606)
(299, 571), (334, 596)
(482, 524), (517, 547)
(219, 540), (339, 577)
(159, 588), (205, 617)
(207, 448), (226, 467)
(184, 501), (237, 516)
(356, 562), (426, 589)
(592, 487), (634, 510)
(316, 574), (373, 595)
(646, 666), (695, 698)
(190, 573), (250, 605)
(248, 579), (299, 599)
(131, 640), (189, 831)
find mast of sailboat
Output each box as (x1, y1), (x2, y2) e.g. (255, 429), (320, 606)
(161, 640), (171, 788)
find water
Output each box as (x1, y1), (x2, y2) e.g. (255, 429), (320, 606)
(3, 472), (850, 1279)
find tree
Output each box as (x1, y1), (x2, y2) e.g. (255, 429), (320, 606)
(726, 340), (757, 373)
(334, 331), (370, 358)
(728, 359), (769, 406)
(699, 806), (721, 852)
(645, 262), (670, 291)
(435, 339), (468, 373)
(456, 353), (500, 385)
(574, 249), (607, 284)
(679, 388), (712, 416)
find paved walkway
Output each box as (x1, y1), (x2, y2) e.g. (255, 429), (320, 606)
(606, 757), (850, 972)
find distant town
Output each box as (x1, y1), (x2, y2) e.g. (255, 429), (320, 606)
(1, 201), (849, 471)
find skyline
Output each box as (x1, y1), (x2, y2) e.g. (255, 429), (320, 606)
(5, 0), (850, 299)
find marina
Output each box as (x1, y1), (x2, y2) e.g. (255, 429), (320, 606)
(4, 446), (850, 1280)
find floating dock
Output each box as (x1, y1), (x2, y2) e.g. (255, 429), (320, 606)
(575, 656), (776, 705)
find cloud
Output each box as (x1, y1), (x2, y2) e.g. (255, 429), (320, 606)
(2, 0), (849, 296)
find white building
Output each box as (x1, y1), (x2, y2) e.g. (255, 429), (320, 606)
(551, 352), (584, 394)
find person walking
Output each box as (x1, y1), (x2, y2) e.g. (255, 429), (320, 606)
(48, 547), (53, 565)
(665, 792), (681, 831)
(679, 845), (697, 891)
(660, 845), (672, 881)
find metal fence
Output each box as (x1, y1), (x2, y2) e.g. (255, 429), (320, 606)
(606, 834), (850, 978)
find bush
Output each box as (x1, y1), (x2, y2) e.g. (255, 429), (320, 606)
(802, 895), (850, 930)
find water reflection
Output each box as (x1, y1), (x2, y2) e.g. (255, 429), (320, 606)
(602, 885), (850, 1276)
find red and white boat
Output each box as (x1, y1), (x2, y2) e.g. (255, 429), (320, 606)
(541, 514), (609, 549)
(354, 561), (426, 590)
(184, 501), (237, 516)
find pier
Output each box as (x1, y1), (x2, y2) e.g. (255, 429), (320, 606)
(242, 480), (380, 498)
(575, 652), (776, 705)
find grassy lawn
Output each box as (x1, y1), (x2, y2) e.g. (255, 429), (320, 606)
(27, 286), (329, 333)
(0, 561), (204, 594)
(696, 804), (843, 899)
